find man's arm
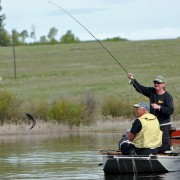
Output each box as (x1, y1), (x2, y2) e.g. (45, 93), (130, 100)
(128, 132), (136, 141)
(132, 79), (151, 97)
(128, 119), (142, 141)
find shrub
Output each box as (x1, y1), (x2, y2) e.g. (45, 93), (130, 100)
(26, 99), (50, 121)
(102, 96), (132, 118)
(49, 98), (84, 127)
(48, 93), (97, 127)
(80, 92), (96, 125)
(0, 90), (19, 124)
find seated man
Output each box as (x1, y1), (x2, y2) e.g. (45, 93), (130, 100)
(120, 102), (162, 155)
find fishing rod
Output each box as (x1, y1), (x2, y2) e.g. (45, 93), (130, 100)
(49, 1), (148, 120)
(49, 1), (128, 75)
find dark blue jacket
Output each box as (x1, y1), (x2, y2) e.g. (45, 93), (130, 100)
(131, 79), (174, 124)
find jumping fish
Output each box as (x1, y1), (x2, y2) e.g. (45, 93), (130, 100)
(26, 113), (36, 130)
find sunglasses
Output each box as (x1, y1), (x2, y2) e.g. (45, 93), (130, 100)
(153, 81), (163, 84)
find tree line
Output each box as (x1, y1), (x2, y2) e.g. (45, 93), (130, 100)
(0, 1), (127, 46)
(0, 1), (80, 46)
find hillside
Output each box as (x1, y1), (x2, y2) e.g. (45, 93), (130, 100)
(1, 38), (180, 104)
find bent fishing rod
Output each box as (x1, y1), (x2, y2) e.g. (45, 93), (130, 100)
(49, 1), (128, 75)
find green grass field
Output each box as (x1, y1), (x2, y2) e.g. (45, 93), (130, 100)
(1, 38), (180, 106)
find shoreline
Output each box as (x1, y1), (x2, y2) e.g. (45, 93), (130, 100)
(0, 118), (179, 136)
(0, 120), (132, 135)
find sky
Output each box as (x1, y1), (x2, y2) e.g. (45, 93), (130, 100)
(1, 0), (180, 41)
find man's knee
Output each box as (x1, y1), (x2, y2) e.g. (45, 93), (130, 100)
(120, 142), (135, 155)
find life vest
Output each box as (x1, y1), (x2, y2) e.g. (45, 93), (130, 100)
(132, 113), (162, 148)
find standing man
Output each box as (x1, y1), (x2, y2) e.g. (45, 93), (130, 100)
(120, 102), (162, 155)
(128, 74), (174, 153)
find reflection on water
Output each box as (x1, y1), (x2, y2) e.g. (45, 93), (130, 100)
(0, 132), (179, 179)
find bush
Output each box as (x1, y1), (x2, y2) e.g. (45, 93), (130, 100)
(0, 90), (96, 127)
(49, 98), (84, 127)
(27, 99), (50, 121)
(102, 96), (132, 118)
(48, 93), (97, 127)
(0, 90), (19, 124)
(80, 92), (96, 125)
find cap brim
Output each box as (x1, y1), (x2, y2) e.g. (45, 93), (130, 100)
(153, 79), (164, 83)
(133, 104), (141, 108)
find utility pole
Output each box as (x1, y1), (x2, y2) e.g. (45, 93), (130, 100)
(12, 29), (17, 80)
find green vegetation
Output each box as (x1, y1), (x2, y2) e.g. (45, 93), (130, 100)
(0, 90), (19, 124)
(102, 96), (132, 117)
(0, 38), (180, 126)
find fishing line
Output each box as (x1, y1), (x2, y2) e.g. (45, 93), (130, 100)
(128, 84), (134, 118)
(49, 1), (128, 75)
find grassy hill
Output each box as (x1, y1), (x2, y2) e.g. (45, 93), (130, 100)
(1, 39), (180, 103)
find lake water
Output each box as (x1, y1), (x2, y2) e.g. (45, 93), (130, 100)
(0, 132), (180, 180)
